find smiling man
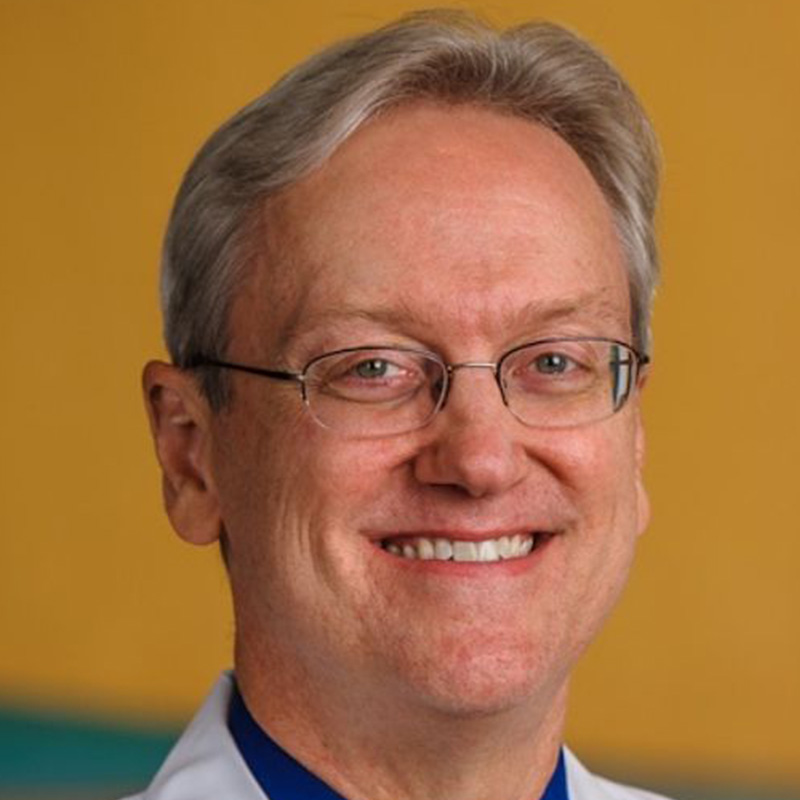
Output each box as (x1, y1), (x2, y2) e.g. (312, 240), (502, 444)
(135, 10), (664, 800)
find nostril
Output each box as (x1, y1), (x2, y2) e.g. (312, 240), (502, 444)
(412, 412), (528, 499)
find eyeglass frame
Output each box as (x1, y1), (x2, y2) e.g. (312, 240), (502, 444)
(187, 336), (650, 434)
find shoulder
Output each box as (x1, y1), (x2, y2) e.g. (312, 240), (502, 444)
(115, 672), (264, 800)
(565, 748), (676, 800)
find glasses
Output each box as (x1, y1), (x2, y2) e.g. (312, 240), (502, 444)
(193, 337), (648, 438)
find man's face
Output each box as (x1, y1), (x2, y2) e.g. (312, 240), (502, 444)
(210, 104), (649, 718)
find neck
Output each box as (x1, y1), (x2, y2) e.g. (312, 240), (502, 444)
(235, 640), (569, 800)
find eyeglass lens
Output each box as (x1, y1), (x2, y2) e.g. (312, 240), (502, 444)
(302, 340), (638, 436)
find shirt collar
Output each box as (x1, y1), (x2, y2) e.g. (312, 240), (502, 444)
(229, 681), (568, 800)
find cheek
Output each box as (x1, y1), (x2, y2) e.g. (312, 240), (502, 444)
(536, 415), (642, 571)
(215, 402), (398, 588)
(219, 419), (413, 672)
(566, 415), (644, 601)
(294, 427), (414, 511)
(211, 393), (311, 568)
(560, 413), (642, 512)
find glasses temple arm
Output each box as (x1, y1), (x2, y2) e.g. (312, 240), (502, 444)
(187, 358), (303, 384)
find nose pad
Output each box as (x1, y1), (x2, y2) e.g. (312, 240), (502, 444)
(437, 362), (506, 411)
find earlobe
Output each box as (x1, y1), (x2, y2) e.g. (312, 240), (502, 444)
(142, 361), (222, 546)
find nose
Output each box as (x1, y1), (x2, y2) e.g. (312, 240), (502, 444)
(413, 367), (529, 498)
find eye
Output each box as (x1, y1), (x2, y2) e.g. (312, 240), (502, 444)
(309, 349), (435, 403)
(503, 342), (599, 396)
(533, 352), (573, 374)
(352, 358), (400, 380)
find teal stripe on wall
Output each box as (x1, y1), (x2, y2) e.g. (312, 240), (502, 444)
(1, 705), (798, 800)
(0, 703), (177, 793)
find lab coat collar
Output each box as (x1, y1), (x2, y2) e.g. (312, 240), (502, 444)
(124, 672), (672, 800)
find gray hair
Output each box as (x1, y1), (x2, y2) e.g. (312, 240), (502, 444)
(163, 9), (660, 408)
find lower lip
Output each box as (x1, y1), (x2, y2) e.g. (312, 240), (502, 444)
(372, 534), (558, 578)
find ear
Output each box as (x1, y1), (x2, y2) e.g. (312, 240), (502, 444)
(142, 361), (221, 546)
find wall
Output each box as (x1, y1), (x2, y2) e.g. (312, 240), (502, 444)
(1, 0), (798, 794)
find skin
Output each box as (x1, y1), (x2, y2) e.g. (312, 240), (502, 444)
(144, 103), (650, 800)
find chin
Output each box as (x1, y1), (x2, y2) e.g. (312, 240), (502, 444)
(392, 637), (569, 720)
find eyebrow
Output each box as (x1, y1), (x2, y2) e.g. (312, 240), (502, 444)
(508, 291), (628, 329)
(278, 289), (629, 354)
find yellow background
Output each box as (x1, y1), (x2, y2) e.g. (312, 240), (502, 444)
(1, 0), (798, 791)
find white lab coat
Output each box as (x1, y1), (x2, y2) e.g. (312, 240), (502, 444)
(122, 673), (672, 800)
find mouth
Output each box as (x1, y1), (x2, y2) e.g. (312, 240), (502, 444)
(379, 532), (555, 563)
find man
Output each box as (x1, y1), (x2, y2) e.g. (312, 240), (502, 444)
(135, 9), (664, 800)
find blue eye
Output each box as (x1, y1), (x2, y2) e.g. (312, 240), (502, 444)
(354, 359), (393, 379)
(314, 350), (427, 402)
(534, 353), (572, 374)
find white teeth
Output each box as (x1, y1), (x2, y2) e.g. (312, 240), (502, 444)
(452, 541), (478, 562)
(477, 540), (500, 562)
(434, 538), (453, 560)
(383, 534), (540, 562)
(417, 538), (435, 560)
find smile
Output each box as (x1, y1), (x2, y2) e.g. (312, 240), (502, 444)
(380, 533), (553, 562)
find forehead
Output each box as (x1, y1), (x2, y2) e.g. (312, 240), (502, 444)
(232, 103), (628, 356)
